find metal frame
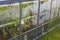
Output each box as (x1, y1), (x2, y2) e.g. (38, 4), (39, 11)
(35, 0), (40, 40)
(19, 0), (22, 40)
(0, 0), (60, 40)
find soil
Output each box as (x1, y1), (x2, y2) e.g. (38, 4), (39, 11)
(0, 31), (4, 40)
(0, 29), (11, 40)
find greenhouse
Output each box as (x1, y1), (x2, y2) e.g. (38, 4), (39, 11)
(0, 0), (60, 40)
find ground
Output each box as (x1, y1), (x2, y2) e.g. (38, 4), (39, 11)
(38, 26), (60, 40)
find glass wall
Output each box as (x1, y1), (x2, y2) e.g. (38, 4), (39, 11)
(0, 0), (60, 40)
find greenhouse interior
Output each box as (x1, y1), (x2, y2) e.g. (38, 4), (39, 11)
(0, 0), (60, 40)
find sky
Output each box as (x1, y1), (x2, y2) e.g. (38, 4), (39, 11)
(0, 0), (6, 1)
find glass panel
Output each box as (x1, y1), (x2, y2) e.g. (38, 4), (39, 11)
(44, 23), (49, 32)
(37, 26), (42, 37)
(0, 2), (20, 40)
(22, 1), (38, 18)
(22, 15), (37, 32)
(27, 29), (36, 40)
(22, 0), (38, 32)
(0, 4), (20, 24)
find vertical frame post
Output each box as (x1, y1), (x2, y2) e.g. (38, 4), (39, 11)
(35, 0), (40, 40)
(57, 0), (60, 24)
(48, 0), (52, 30)
(19, 0), (22, 40)
(49, 0), (52, 20)
(47, 0), (52, 40)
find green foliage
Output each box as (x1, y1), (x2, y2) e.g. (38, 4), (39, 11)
(22, 3), (34, 8)
(0, 6), (10, 11)
(38, 17), (60, 40)
(38, 26), (60, 40)
(44, 17), (60, 32)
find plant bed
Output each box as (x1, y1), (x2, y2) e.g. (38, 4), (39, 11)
(0, 14), (59, 40)
(38, 26), (60, 40)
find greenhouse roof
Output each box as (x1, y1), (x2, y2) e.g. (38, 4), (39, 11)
(0, 0), (45, 4)
(0, 0), (19, 4)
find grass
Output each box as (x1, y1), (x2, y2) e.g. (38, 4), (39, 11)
(38, 26), (60, 40)
(38, 17), (60, 40)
